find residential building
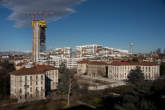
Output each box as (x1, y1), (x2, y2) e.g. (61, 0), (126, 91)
(65, 57), (84, 69)
(98, 47), (128, 57)
(55, 47), (72, 58)
(76, 44), (102, 57)
(10, 65), (58, 103)
(77, 60), (108, 77)
(108, 61), (160, 80)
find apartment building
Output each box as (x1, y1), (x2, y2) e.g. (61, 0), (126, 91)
(108, 61), (160, 80)
(10, 65), (58, 103)
(98, 47), (128, 57)
(77, 60), (108, 77)
(76, 44), (102, 57)
(54, 47), (72, 58)
(75, 44), (128, 58)
(65, 58), (84, 69)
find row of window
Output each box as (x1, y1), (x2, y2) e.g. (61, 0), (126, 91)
(112, 66), (158, 69)
(19, 75), (44, 82)
(19, 86), (44, 94)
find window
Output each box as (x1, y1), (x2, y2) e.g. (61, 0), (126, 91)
(20, 76), (22, 82)
(30, 81), (32, 86)
(19, 89), (22, 93)
(36, 87), (38, 92)
(41, 87), (43, 91)
(25, 76), (27, 81)
(41, 75), (43, 80)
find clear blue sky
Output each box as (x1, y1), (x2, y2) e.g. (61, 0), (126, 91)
(0, 0), (165, 53)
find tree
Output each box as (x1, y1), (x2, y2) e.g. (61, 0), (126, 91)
(132, 57), (138, 62)
(58, 64), (79, 106)
(160, 62), (165, 76)
(127, 66), (145, 85)
(150, 76), (165, 110)
(0, 61), (15, 98)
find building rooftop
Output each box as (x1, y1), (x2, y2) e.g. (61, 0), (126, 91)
(16, 62), (25, 66)
(110, 61), (158, 66)
(9, 65), (58, 75)
(78, 60), (107, 65)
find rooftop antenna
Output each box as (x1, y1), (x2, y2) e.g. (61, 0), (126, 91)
(130, 41), (133, 55)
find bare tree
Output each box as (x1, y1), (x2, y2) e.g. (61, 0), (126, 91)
(58, 64), (79, 106)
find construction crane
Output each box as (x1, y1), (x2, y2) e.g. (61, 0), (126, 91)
(26, 10), (56, 62)
(25, 10), (56, 20)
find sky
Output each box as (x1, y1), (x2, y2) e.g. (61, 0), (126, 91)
(0, 0), (165, 53)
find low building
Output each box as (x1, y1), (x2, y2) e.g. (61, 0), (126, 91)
(108, 61), (160, 80)
(9, 65), (58, 103)
(77, 60), (108, 77)
(65, 57), (84, 69)
(15, 62), (25, 70)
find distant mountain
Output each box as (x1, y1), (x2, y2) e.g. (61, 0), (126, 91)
(0, 50), (32, 55)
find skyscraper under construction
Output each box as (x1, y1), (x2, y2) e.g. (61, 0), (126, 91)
(32, 19), (46, 62)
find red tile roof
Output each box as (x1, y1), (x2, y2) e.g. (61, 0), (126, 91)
(77, 60), (89, 64)
(78, 60), (107, 65)
(111, 61), (158, 66)
(16, 62), (25, 66)
(9, 65), (58, 75)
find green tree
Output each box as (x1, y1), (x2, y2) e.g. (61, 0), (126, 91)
(0, 61), (15, 98)
(127, 66), (145, 85)
(132, 57), (138, 62)
(160, 62), (165, 76)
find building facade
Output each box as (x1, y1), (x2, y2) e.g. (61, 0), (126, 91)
(108, 61), (160, 80)
(77, 60), (108, 77)
(10, 65), (58, 103)
(76, 44), (102, 58)
(55, 47), (72, 58)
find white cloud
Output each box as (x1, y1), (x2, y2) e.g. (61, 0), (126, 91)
(1, 0), (85, 28)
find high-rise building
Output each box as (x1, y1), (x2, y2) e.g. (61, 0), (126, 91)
(32, 19), (46, 62)
(156, 48), (161, 55)
(163, 48), (165, 54)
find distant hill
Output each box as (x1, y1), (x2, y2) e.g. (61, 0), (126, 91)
(0, 50), (31, 55)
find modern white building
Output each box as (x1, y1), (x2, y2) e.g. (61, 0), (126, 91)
(76, 44), (102, 58)
(76, 44), (128, 58)
(49, 56), (66, 68)
(10, 65), (58, 103)
(49, 55), (84, 69)
(65, 57), (84, 69)
(108, 61), (160, 80)
(98, 47), (128, 57)
(50, 47), (72, 58)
